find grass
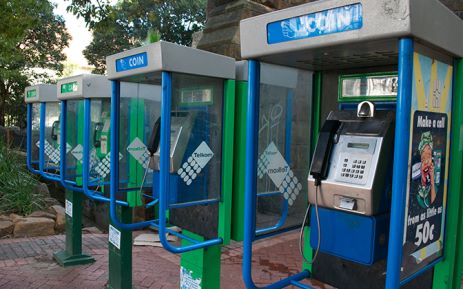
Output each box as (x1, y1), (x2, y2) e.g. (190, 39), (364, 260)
(0, 141), (46, 215)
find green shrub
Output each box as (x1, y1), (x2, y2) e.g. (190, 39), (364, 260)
(0, 142), (46, 215)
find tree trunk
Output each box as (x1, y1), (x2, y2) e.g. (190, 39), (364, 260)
(0, 82), (6, 127)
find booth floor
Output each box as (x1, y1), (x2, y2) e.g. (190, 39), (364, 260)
(0, 231), (461, 289)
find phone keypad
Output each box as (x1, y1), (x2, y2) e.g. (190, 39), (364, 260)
(338, 156), (369, 184)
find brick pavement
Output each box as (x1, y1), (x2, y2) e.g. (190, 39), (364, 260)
(0, 232), (461, 289)
(0, 231), (325, 289)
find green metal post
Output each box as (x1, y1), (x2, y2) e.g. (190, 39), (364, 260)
(53, 189), (95, 266)
(451, 59), (463, 289)
(180, 231), (222, 288)
(231, 80), (248, 242)
(433, 59), (463, 289)
(107, 98), (145, 289)
(107, 206), (133, 289)
(179, 79), (235, 288)
(302, 71), (322, 272)
(54, 101), (95, 267)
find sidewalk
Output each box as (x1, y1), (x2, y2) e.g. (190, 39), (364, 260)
(0, 231), (324, 289)
(1, 232), (460, 289)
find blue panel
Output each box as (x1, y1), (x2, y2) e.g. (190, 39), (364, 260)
(267, 3), (363, 45)
(310, 207), (389, 265)
(115, 52), (148, 72)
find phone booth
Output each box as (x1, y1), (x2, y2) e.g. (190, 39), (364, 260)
(240, 1), (463, 289)
(106, 41), (235, 288)
(231, 61), (312, 241)
(25, 84), (61, 178)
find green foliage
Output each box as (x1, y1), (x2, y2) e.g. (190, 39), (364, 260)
(66, 0), (206, 74)
(0, 0), (70, 127)
(0, 142), (45, 215)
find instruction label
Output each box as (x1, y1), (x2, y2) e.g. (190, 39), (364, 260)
(180, 267), (201, 289)
(65, 200), (73, 218)
(108, 225), (121, 250)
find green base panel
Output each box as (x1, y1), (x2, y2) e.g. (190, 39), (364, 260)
(53, 250), (95, 267)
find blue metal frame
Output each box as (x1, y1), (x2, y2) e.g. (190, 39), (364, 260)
(109, 80), (154, 230)
(82, 98), (128, 206)
(385, 38), (414, 289)
(26, 103), (41, 175)
(37, 102), (65, 182)
(155, 71), (223, 253)
(108, 78), (224, 251)
(242, 60), (310, 289)
(254, 90), (293, 236)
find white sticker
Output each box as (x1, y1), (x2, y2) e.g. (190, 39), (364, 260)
(100, 135), (108, 155)
(108, 225), (121, 249)
(180, 267), (201, 289)
(339, 197), (356, 210)
(126, 137), (151, 170)
(65, 200), (73, 217)
(257, 142), (302, 206)
(177, 141), (214, 186)
(71, 144), (84, 163)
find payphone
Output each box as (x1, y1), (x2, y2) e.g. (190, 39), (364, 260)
(308, 103), (395, 216)
(307, 102), (394, 265)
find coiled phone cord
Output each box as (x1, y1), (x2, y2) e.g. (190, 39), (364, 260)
(299, 185), (321, 265)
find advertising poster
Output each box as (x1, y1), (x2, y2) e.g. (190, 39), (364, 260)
(401, 52), (453, 279)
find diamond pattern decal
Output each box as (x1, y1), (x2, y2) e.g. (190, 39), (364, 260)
(127, 137), (152, 171)
(177, 141), (214, 186)
(258, 142), (302, 206)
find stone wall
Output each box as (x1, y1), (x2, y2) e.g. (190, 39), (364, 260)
(197, 0), (463, 59)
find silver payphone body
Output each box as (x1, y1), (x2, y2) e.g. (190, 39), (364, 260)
(308, 103), (394, 215)
(150, 112), (195, 173)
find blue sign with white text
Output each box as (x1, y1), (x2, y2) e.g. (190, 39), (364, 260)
(116, 52), (148, 72)
(267, 3), (363, 44)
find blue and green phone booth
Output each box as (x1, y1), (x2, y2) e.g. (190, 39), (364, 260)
(239, 0), (463, 288)
(25, 84), (61, 178)
(57, 74), (150, 288)
(106, 41), (235, 289)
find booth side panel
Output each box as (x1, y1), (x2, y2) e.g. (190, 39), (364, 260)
(231, 80), (248, 242)
(218, 79), (235, 245)
(433, 58), (463, 289)
(303, 71), (323, 272)
(76, 102), (84, 186)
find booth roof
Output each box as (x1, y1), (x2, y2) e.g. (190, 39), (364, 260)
(105, 41), (236, 82)
(56, 74), (110, 101)
(240, 0), (463, 70)
(24, 84), (58, 104)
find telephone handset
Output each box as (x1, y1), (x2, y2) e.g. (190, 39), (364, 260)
(147, 117), (161, 156)
(51, 120), (60, 141)
(310, 119), (341, 185)
(93, 122), (104, 148)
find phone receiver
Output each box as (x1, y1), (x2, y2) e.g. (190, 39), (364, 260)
(310, 119), (341, 184)
(51, 120), (60, 141)
(147, 117), (161, 156)
(93, 122), (104, 148)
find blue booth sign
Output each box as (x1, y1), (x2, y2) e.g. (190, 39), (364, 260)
(116, 52), (148, 72)
(267, 3), (363, 44)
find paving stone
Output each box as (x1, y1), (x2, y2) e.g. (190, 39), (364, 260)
(0, 220), (14, 237)
(49, 205), (65, 232)
(13, 217), (55, 238)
